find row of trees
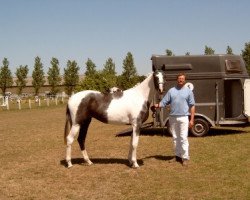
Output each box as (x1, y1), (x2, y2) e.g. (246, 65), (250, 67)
(1, 43), (250, 96)
(0, 52), (143, 96)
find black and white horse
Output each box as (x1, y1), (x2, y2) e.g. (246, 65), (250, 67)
(64, 70), (164, 168)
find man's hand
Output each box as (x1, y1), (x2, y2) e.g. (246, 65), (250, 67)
(151, 104), (159, 112)
(189, 120), (194, 128)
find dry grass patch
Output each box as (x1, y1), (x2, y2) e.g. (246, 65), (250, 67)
(0, 107), (249, 199)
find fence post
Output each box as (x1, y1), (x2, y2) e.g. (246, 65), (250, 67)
(18, 99), (21, 110)
(6, 97), (9, 110)
(38, 98), (41, 107)
(29, 99), (31, 109)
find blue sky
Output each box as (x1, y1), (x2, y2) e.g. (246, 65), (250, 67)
(0, 0), (250, 76)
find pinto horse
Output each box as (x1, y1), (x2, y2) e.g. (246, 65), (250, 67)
(64, 70), (164, 168)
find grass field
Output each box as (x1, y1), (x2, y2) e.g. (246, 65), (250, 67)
(0, 106), (249, 200)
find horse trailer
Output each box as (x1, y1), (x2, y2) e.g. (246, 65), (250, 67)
(151, 54), (250, 137)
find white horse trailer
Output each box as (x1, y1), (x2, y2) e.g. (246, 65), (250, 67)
(151, 54), (250, 136)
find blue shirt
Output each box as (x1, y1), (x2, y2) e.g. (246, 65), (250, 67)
(159, 86), (195, 116)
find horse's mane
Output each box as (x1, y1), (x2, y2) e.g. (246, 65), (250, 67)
(131, 72), (153, 89)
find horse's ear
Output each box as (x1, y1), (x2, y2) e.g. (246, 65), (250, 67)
(161, 64), (165, 71)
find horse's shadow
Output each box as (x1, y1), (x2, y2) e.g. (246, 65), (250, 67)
(60, 158), (144, 168)
(116, 126), (169, 137)
(60, 155), (176, 168)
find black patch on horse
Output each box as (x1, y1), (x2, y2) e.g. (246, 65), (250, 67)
(76, 93), (113, 124)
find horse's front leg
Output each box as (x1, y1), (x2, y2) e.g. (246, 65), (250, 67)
(128, 123), (140, 168)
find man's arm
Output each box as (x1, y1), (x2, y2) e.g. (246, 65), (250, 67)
(189, 105), (195, 128)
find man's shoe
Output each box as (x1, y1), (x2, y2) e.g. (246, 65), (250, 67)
(182, 159), (189, 167)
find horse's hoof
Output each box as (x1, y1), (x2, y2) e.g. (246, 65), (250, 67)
(132, 164), (140, 169)
(130, 162), (139, 169)
(67, 162), (73, 168)
(87, 161), (93, 166)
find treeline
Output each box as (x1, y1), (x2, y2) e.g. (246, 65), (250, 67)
(0, 52), (144, 96)
(1, 43), (250, 96)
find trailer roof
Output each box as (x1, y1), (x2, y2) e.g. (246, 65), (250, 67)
(151, 54), (249, 78)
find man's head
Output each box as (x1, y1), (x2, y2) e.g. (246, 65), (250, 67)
(177, 73), (186, 88)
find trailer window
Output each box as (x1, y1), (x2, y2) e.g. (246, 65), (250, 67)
(163, 64), (192, 71)
(225, 60), (242, 73)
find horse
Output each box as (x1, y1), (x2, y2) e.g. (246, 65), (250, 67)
(64, 70), (165, 168)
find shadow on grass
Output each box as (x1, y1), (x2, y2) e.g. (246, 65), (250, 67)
(116, 126), (248, 137)
(201, 127), (247, 137)
(60, 158), (144, 168)
(143, 155), (174, 161)
(116, 127), (169, 137)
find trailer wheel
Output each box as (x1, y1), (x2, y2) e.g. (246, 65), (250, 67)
(190, 118), (210, 137)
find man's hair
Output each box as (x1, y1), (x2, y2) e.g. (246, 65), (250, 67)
(177, 73), (186, 79)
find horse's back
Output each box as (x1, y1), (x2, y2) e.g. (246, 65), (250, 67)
(68, 90), (100, 104)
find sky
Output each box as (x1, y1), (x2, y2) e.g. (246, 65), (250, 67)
(0, 0), (250, 76)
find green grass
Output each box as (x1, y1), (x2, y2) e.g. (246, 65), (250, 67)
(0, 107), (249, 199)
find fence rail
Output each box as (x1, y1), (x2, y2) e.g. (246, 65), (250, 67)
(0, 96), (69, 111)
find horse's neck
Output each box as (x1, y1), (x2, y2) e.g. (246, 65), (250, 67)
(134, 73), (155, 102)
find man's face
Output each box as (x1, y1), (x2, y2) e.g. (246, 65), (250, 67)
(177, 75), (186, 87)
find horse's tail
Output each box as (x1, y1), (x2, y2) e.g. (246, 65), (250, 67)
(64, 105), (72, 145)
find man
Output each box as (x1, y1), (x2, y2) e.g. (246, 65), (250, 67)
(154, 73), (195, 166)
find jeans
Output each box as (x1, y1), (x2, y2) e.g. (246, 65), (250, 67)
(169, 116), (189, 160)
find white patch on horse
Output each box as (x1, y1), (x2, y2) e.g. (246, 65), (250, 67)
(106, 89), (146, 124)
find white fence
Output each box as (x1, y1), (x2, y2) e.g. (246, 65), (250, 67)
(0, 95), (68, 111)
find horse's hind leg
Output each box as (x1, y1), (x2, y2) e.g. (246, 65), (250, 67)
(66, 124), (80, 168)
(78, 118), (93, 165)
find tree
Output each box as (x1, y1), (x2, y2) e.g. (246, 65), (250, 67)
(166, 49), (174, 56)
(101, 57), (117, 88)
(63, 60), (80, 95)
(32, 56), (45, 95)
(226, 46), (233, 55)
(204, 45), (215, 55)
(85, 58), (97, 76)
(47, 57), (61, 95)
(185, 52), (191, 56)
(0, 58), (13, 96)
(242, 42), (250, 74)
(15, 65), (29, 95)
(79, 72), (108, 92)
(118, 52), (139, 90)
(102, 58), (116, 76)
(80, 58), (116, 92)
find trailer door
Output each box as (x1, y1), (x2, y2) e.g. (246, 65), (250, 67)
(224, 79), (243, 118)
(244, 79), (250, 121)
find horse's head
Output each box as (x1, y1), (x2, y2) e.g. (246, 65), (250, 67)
(153, 70), (165, 94)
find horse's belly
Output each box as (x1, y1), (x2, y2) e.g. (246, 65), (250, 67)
(106, 104), (131, 124)
(107, 112), (130, 124)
